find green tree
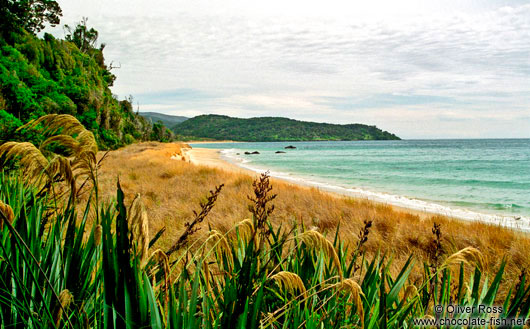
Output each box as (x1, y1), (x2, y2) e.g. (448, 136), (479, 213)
(0, 0), (62, 36)
(65, 17), (116, 86)
(150, 121), (173, 142)
(64, 17), (100, 53)
(0, 110), (21, 141)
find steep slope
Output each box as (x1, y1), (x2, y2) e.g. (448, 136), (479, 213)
(0, 30), (160, 148)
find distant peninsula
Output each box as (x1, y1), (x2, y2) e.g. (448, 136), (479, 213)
(170, 114), (400, 142)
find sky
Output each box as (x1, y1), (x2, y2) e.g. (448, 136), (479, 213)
(51, 0), (530, 139)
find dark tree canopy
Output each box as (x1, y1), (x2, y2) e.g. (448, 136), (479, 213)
(0, 0), (62, 36)
(173, 115), (400, 142)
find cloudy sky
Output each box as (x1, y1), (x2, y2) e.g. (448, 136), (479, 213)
(52, 0), (530, 138)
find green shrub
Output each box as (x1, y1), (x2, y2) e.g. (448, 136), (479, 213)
(0, 109), (21, 141)
(124, 133), (134, 145)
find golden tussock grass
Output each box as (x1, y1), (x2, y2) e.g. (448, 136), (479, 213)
(91, 142), (530, 298)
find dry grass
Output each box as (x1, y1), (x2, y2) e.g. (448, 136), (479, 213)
(91, 142), (530, 295)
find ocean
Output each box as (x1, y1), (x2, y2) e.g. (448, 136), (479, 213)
(191, 139), (530, 231)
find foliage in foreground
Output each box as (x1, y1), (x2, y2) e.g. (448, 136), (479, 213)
(1, 120), (530, 328)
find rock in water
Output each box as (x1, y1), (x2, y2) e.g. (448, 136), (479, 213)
(285, 145), (296, 149)
(275, 151), (286, 154)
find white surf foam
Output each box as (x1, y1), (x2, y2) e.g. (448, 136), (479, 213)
(219, 148), (530, 232)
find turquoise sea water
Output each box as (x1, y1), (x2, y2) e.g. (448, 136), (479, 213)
(191, 139), (530, 224)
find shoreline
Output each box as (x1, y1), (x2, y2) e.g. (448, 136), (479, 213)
(186, 147), (251, 174)
(185, 147), (434, 220)
(185, 146), (530, 232)
(184, 140), (240, 144)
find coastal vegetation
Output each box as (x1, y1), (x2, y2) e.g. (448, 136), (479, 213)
(172, 114), (400, 142)
(2, 1), (530, 328)
(97, 142), (530, 289)
(0, 4), (169, 149)
(1, 125), (530, 328)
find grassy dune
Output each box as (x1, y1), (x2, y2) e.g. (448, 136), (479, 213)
(94, 142), (530, 294)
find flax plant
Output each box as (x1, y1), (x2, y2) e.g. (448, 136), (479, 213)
(1, 114), (530, 328)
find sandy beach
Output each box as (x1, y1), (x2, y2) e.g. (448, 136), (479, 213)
(186, 147), (251, 174)
(185, 146), (530, 232)
(185, 147), (443, 220)
(90, 141), (530, 296)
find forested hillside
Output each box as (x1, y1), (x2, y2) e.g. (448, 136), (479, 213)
(173, 114), (400, 141)
(140, 111), (188, 128)
(0, 4), (171, 148)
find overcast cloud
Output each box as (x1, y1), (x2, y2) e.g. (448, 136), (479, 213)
(51, 0), (530, 138)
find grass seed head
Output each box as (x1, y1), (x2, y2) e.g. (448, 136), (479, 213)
(1, 114), (98, 197)
(128, 194), (150, 266)
(403, 284), (419, 301)
(235, 218), (259, 247)
(0, 142), (49, 182)
(299, 229), (343, 280)
(54, 289), (74, 327)
(0, 200), (14, 229)
(94, 225), (102, 247)
(335, 279), (364, 328)
(207, 230), (233, 265)
(271, 271), (307, 299)
(442, 247), (485, 272)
